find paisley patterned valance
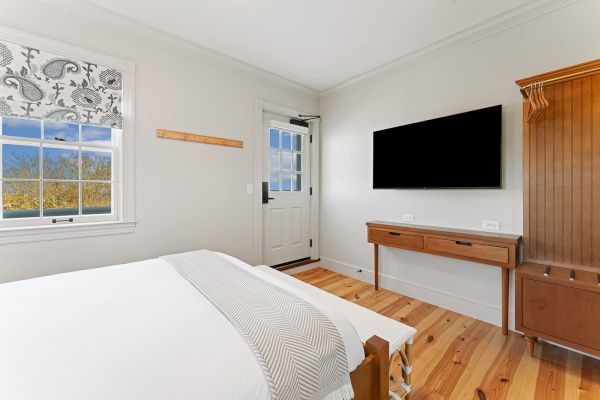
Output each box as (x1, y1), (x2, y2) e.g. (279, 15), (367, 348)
(0, 39), (123, 128)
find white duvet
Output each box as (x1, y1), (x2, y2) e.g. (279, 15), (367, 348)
(0, 253), (364, 400)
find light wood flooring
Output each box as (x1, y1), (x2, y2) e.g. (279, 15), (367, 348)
(293, 267), (600, 400)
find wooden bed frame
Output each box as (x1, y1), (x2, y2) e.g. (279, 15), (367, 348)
(350, 336), (413, 400)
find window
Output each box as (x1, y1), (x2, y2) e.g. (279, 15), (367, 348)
(0, 117), (119, 226)
(269, 127), (304, 192)
(0, 31), (135, 242)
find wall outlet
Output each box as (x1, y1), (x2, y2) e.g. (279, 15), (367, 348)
(483, 220), (500, 231)
(402, 214), (415, 222)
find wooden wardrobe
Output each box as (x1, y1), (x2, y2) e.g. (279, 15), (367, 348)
(515, 59), (600, 357)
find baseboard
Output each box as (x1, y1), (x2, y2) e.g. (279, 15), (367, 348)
(320, 256), (516, 330)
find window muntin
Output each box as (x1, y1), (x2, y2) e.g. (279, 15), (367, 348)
(269, 127), (304, 192)
(0, 117), (119, 226)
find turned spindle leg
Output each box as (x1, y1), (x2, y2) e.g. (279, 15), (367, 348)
(526, 336), (538, 357)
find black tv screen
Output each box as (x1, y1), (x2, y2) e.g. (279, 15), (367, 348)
(373, 105), (502, 189)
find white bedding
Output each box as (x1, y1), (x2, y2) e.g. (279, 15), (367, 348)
(0, 253), (365, 400)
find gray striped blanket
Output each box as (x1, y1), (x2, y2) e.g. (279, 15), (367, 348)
(161, 250), (353, 400)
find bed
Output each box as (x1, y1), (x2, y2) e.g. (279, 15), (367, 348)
(0, 251), (416, 400)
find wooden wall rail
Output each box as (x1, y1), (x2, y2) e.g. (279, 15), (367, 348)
(156, 129), (243, 148)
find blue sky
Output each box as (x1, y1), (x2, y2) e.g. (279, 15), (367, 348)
(2, 118), (41, 139)
(2, 144), (39, 178)
(1, 117), (112, 144)
(44, 121), (79, 142)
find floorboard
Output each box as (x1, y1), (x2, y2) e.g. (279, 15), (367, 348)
(294, 267), (600, 400)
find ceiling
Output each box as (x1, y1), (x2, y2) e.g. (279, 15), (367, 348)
(81, 0), (533, 92)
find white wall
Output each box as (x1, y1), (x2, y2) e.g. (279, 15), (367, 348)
(318, 0), (600, 328)
(0, 2), (318, 283)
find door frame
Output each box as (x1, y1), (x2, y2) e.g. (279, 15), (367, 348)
(254, 99), (320, 266)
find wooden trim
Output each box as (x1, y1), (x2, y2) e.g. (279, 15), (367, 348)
(156, 129), (243, 148)
(516, 58), (600, 88)
(523, 257), (600, 274)
(350, 335), (390, 400)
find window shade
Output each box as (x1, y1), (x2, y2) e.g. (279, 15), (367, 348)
(0, 39), (123, 128)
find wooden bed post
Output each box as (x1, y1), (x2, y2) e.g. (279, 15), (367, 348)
(367, 336), (389, 400)
(350, 336), (389, 400)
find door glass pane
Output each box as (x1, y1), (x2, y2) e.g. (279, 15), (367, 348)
(82, 125), (112, 145)
(281, 173), (291, 191)
(43, 182), (79, 217)
(281, 151), (292, 171)
(293, 134), (302, 151)
(44, 121), (79, 143)
(269, 128), (279, 149)
(281, 131), (291, 149)
(2, 180), (40, 219)
(82, 183), (111, 215)
(82, 150), (111, 181)
(293, 174), (302, 191)
(293, 153), (301, 172)
(270, 172), (280, 191)
(2, 144), (39, 179)
(43, 147), (78, 180)
(270, 150), (280, 170)
(1, 118), (41, 139)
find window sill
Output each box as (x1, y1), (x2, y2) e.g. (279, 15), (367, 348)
(0, 220), (137, 245)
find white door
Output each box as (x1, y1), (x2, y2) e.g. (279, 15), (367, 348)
(262, 116), (311, 267)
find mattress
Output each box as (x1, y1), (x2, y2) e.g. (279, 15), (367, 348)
(0, 252), (365, 400)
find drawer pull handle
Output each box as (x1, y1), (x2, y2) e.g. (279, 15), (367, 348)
(455, 241), (472, 246)
(388, 232), (401, 236)
(569, 269), (575, 281)
(544, 266), (551, 277)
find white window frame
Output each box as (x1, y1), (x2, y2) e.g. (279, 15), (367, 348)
(0, 26), (136, 245)
(0, 119), (120, 227)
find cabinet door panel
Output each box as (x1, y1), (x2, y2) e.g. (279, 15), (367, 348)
(523, 278), (600, 350)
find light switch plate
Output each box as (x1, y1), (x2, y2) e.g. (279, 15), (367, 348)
(483, 220), (500, 231)
(402, 214), (415, 222)
(246, 184), (253, 195)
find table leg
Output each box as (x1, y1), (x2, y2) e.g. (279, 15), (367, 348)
(526, 336), (537, 357)
(374, 243), (379, 290)
(502, 268), (509, 336)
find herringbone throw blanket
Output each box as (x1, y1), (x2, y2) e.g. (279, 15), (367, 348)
(161, 250), (354, 400)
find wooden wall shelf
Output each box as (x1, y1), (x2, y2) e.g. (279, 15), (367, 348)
(367, 221), (521, 336)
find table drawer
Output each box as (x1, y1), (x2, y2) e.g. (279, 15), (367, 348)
(426, 237), (509, 264)
(369, 229), (424, 249)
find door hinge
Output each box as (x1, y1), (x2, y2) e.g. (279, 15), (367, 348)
(310, 187), (313, 195)
(310, 135), (313, 143)
(310, 239), (313, 248)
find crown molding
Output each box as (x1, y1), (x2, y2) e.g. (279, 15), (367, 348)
(28, 0), (319, 97)
(27, 0), (583, 100)
(320, 0), (584, 99)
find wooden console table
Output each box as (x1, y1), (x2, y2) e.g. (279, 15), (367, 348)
(367, 221), (522, 335)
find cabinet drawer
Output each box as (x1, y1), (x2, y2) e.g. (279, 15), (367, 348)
(369, 229), (424, 249)
(426, 237), (509, 264)
(522, 279), (600, 350)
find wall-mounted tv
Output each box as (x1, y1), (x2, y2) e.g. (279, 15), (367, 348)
(373, 105), (502, 189)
